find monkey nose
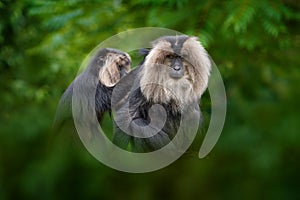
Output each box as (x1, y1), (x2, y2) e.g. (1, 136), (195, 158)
(173, 65), (181, 71)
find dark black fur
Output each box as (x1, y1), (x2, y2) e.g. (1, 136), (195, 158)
(95, 82), (113, 121)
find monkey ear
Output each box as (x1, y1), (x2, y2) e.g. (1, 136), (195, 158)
(99, 61), (120, 87)
(139, 48), (150, 56)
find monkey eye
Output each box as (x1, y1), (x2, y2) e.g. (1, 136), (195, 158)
(181, 53), (188, 58)
(166, 54), (175, 59)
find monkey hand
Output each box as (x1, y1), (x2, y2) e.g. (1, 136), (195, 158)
(115, 53), (131, 68)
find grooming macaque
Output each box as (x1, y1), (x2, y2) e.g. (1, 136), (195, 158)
(54, 48), (131, 127)
(112, 35), (211, 152)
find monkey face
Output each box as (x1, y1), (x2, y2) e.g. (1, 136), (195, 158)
(163, 54), (185, 79)
(140, 35), (211, 107)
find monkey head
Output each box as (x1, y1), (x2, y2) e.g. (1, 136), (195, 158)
(140, 35), (211, 109)
(96, 48), (131, 87)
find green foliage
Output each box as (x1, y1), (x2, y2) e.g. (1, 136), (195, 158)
(0, 0), (300, 199)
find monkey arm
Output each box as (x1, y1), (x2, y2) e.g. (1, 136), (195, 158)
(112, 87), (172, 152)
(112, 108), (171, 153)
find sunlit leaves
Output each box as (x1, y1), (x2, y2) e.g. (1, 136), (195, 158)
(224, 0), (256, 33)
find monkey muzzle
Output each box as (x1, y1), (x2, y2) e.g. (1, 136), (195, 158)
(169, 57), (184, 79)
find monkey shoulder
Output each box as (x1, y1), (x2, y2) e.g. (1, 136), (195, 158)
(95, 83), (113, 111)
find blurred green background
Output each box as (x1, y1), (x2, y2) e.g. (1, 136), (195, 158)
(1, 0), (300, 199)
